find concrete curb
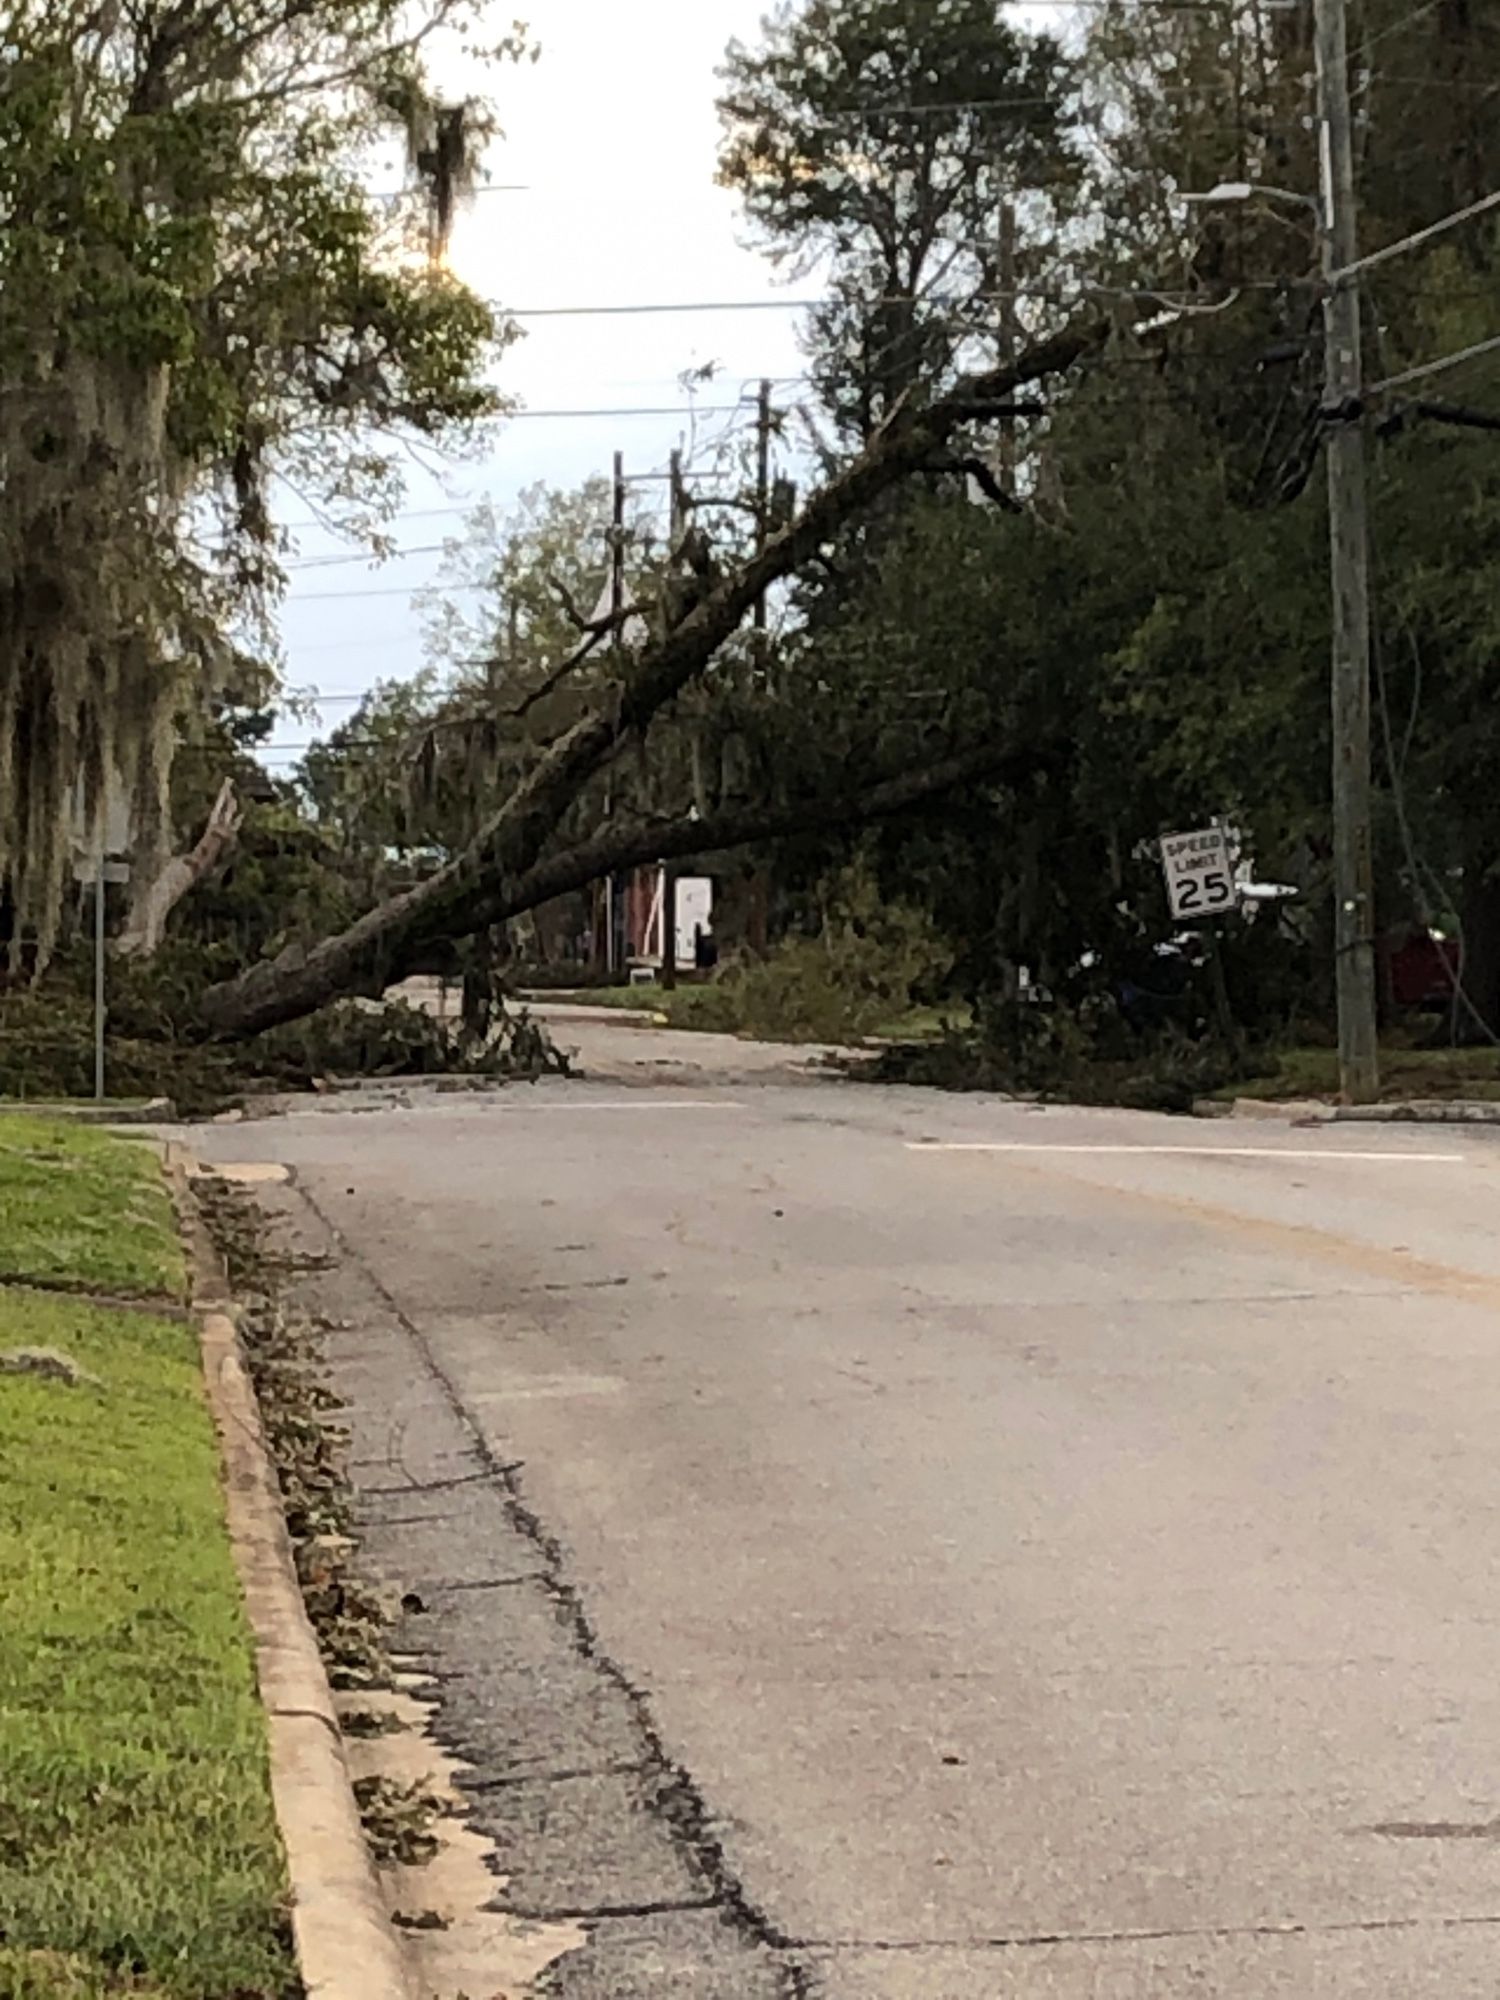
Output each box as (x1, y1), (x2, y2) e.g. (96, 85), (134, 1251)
(1197, 1096), (1500, 1127)
(1331, 1099), (1500, 1125)
(166, 1150), (414, 2000)
(0, 1097), (175, 1124)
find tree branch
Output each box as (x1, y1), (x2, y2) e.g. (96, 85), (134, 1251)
(503, 629), (616, 720)
(464, 741), (1049, 933)
(118, 778), (242, 958)
(947, 456), (1024, 512)
(549, 573), (629, 634)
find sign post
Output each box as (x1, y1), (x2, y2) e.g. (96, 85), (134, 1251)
(73, 852), (129, 1103)
(94, 852), (106, 1102)
(1159, 825), (1242, 1058)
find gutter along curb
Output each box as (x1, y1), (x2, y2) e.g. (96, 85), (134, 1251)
(167, 1146), (415, 2000)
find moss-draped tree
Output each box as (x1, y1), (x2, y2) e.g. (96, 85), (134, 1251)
(0, 0), (521, 966)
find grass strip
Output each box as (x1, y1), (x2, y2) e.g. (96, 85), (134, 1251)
(0, 1116), (184, 1298)
(0, 1122), (295, 1999)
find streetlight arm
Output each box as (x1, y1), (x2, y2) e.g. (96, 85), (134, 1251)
(1179, 179), (1322, 222)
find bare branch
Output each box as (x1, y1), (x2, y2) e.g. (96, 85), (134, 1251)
(549, 574), (641, 637)
(503, 630), (616, 721)
(117, 779), (243, 958)
(951, 457), (1025, 513)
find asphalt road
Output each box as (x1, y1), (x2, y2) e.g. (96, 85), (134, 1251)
(199, 1044), (1500, 1996)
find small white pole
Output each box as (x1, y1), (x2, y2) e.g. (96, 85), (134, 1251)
(94, 852), (106, 1103)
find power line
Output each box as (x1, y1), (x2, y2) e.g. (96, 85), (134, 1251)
(1356, 0), (1443, 59)
(503, 402), (752, 419)
(280, 501), (498, 531)
(1335, 186), (1500, 283)
(289, 579), (493, 603)
(279, 692), (377, 705)
(1369, 330), (1500, 396)
(725, 72), (1500, 130)
(365, 182), (530, 201)
(721, 82), (1333, 125)
(502, 280), (1294, 321)
(285, 543), (449, 570)
(512, 298), (827, 318)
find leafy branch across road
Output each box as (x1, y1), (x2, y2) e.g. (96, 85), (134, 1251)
(0, 1120), (294, 2000)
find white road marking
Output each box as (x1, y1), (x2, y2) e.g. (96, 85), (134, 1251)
(509, 1099), (743, 1112)
(907, 1142), (1466, 1163)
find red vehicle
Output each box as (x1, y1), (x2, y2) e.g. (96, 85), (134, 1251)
(1387, 928), (1461, 1010)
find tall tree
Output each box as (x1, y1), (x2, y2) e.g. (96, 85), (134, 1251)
(718, 0), (1081, 437)
(0, 0), (520, 967)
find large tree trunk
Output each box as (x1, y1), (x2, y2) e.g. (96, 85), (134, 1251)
(118, 779), (242, 959)
(200, 320), (1108, 1039)
(204, 746), (1047, 1036)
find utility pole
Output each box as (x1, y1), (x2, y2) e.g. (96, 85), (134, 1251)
(748, 378), (776, 951)
(669, 446), (686, 548)
(602, 448), (626, 980)
(659, 449), (687, 990)
(754, 377), (772, 640)
(1315, 0), (1379, 1102)
(995, 200), (1019, 500)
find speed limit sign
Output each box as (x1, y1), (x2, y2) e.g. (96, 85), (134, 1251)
(1160, 826), (1237, 921)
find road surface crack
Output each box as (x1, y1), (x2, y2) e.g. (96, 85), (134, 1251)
(296, 1181), (810, 1987)
(502, 1895), (720, 1923)
(465, 1761), (652, 1792)
(797, 1912), (1500, 1952)
(357, 1466), (514, 1498)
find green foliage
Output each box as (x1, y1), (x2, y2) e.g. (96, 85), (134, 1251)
(734, 860), (951, 1040)
(719, 0), (1079, 433)
(0, 967), (564, 1114)
(661, 861), (951, 1043)
(871, 1011), (1241, 1114)
(0, 0), (520, 966)
(700, 0), (1500, 1069)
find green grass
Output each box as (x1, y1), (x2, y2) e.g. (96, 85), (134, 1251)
(0, 1123), (294, 2000)
(1223, 1043), (1500, 1103)
(0, 1116), (184, 1297)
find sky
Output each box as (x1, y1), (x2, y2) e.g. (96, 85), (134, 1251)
(266, 0), (812, 772)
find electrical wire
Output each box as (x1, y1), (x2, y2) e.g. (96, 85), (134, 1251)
(279, 498), (541, 532)
(1356, 0), (1443, 58)
(1336, 187), (1500, 284)
(496, 401), (755, 420)
(1369, 542), (1500, 1049)
(365, 182), (530, 201)
(1368, 331), (1500, 396)
(502, 282), (1291, 319)
(285, 543), (450, 570)
(289, 579), (494, 603)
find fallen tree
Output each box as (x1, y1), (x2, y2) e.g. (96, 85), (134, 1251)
(202, 318), (1110, 1038)
(456, 741), (1049, 935)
